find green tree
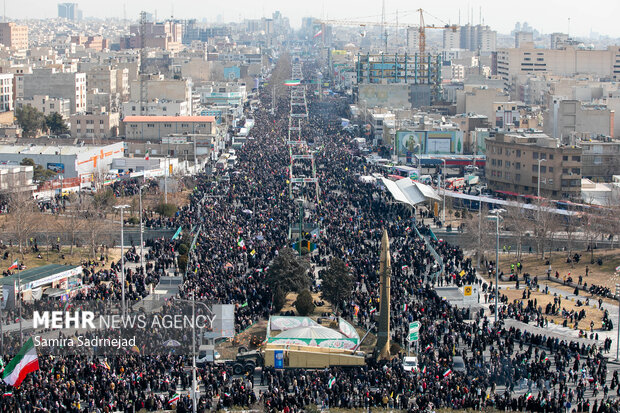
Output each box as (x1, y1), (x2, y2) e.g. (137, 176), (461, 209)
(155, 202), (178, 217)
(294, 289), (315, 316)
(177, 255), (188, 272)
(266, 247), (311, 312)
(44, 112), (69, 135)
(15, 106), (46, 138)
(320, 257), (353, 312)
(20, 158), (56, 182)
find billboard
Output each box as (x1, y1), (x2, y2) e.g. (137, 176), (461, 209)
(47, 162), (65, 174)
(396, 130), (464, 159)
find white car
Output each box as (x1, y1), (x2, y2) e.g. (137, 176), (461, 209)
(402, 356), (418, 372)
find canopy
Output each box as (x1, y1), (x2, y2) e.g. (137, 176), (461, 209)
(381, 177), (440, 206)
(275, 325), (346, 340)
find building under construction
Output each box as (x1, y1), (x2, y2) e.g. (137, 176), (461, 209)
(355, 53), (443, 105)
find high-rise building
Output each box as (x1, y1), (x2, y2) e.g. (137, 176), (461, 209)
(22, 69), (86, 114)
(514, 31), (533, 48)
(58, 3), (81, 21)
(442, 27), (460, 50)
(406, 27), (419, 52)
(460, 24), (496, 53)
(0, 22), (28, 50)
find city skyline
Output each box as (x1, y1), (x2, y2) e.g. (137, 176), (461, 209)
(3, 0), (620, 39)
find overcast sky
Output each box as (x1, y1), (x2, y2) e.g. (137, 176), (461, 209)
(8, 0), (620, 38)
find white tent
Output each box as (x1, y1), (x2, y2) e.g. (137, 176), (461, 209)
(381, 177), (440, 206)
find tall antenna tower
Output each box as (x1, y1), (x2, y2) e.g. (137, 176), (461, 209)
(139, 11), (148, 115)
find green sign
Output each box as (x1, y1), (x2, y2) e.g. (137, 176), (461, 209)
(407, 331), (419, 342)
(409, 321), (420, 332)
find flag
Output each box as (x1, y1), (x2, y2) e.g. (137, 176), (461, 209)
(240, 302), (248, 308)
(7, 260), (18, 271)
(250, 249), (256, 256)
(425, 344), (432, 351)
(144, 149), (150, 161)
(369, 307), (377, 314)
(328, 377), (336, 389)
(168, 393), (180, 405)
(100, 361), (110, 370)
(237, 238), (246, 249)
(421, 366), (427, 374)
(402, 303), (408, 312)
(526, 393), (533, 401)
(2, 391), (12, 397)
(459, 270), (465, 276)
(443, 369), (452, 378)
(283, 79), (301, 86)
(2, 338), (39, 387)
(401, 265), (409, 270)
(353, 305), (360, 317)
(313, 30), (323, 38)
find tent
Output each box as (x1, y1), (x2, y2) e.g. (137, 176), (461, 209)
(275, 325), (346, 340)
(381, 177), (440, 206)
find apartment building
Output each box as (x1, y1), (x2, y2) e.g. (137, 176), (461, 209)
(70, 111), (120, 140)
(579, 139), (620, 181)
(443, 28), (460, 50)
(16, 95), (71, 118)
(0, 73), (13, 112)
(22, 69), (86, 113)
(485, 132), (583, 199)
(122, 116), (215, 140)
(0, 22), (28, 50)
(544, 99), (614, 139)
(496, 46), (620, 87)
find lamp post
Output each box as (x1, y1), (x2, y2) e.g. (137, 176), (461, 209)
(441, 159), (446, 225)
(616, 283), (620, 361)
(114, 204), (130, 316)
(138, 186), (146, 275)
(537, 158), (546, 220)
(487, 213), (503, 324)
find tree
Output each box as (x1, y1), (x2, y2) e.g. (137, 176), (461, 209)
(93, 187), (115, 210)
(20, 158), (56, 182)
(320, 257), (353, 312)
(6, 192), (38, 255)
(15, 106), (46, 138)
(266, 247), (311, 312)
(532, 203), (559, 258)
(155, 202), (178, 218)
(55, 193), (84, 255)
(503, 205), (531, 260)
(294, 289), (315, 316)
(461, 204), (496, 267)
(44, 112), (69, 135)
(83, 196), (113, 258)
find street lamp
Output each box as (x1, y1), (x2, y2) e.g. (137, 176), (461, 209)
(114, 204), (130, 316)
(537, 158), (546, 220)
(487, 212), (503, 324)
(138, 185), (146, 275)
(441, 159), (447, 225)
(616, 283), (620, 361)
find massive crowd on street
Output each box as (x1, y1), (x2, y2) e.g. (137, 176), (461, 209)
(0, 57), (618, 413)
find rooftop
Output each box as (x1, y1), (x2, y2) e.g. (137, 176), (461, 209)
(123, 116), (216, 123)
(0, 144), (118, 155)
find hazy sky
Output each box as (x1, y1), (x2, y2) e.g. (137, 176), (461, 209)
(8, 0), (620, 38)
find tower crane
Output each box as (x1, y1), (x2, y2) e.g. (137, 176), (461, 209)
(314, 8), (457, 55)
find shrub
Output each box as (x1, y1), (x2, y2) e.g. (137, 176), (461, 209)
(294, 289), (315, 316)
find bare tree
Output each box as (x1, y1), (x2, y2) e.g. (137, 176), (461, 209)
(461, 204), (496, 267)
(562, 204), (579, 259)
(54, 193), (84, 255)
(503, 205), (531, 260)
(531, 202), (559, 258)
(7, 192), (39, 256)
(83, 197), (113, 258)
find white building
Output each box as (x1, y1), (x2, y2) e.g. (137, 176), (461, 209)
(443, 28), (461, 50)
(121, 99), (190, 117)
(0, 73), (13, 112)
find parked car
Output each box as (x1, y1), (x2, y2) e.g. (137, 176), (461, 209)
(402, 356), (418, 372)
(452, 356), (467, 373)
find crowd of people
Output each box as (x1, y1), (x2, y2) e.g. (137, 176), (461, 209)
(0, 57), (617, 413)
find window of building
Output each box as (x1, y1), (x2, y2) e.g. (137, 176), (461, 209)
(548, 154), (553, 160)
(548, 178), (553, 185)
(572, 156), (580, 162)
(76, 120), (81, 124)
(531, 176), (537, 184)
(506, 149), (510, 156)
(540, 166), (546, 173)
(516, 174), (521, 181)
(515, 162), (521, 170)
(497, 160), (502, 167)
(505, 161), (510, 168)
(533, 151), (538, 159)
(498, 148), (502, 155)
(491, 159), (496, 166)
(563, 168), (568, 174)
(99, 120), (104, 124)
(563, 155), (568, 161)
(532, 165), (538, 172)
(549, 167), (554, 173)
(571, 168), (580, 174)
(147, 123), (155, 128)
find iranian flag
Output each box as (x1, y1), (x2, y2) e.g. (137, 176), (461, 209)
(145, 149), (150, 161)
(2, 338), (39, 387)
(7, 260), (18, 271)
(443, 369), (452, 378)
(168, 393), (180, 405)
(283, 79), (301, 86)
(328, 377), (336, 389)
(313, 30), (323, 38)
(526, 393), (534, 401)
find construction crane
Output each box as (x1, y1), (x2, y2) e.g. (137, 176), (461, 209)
(139, 11), (148, 115)
(314, 8), (457, 55)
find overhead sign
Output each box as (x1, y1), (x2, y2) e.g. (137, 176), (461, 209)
(407, 331), (419, 342)
(409, 321), (420, 332)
